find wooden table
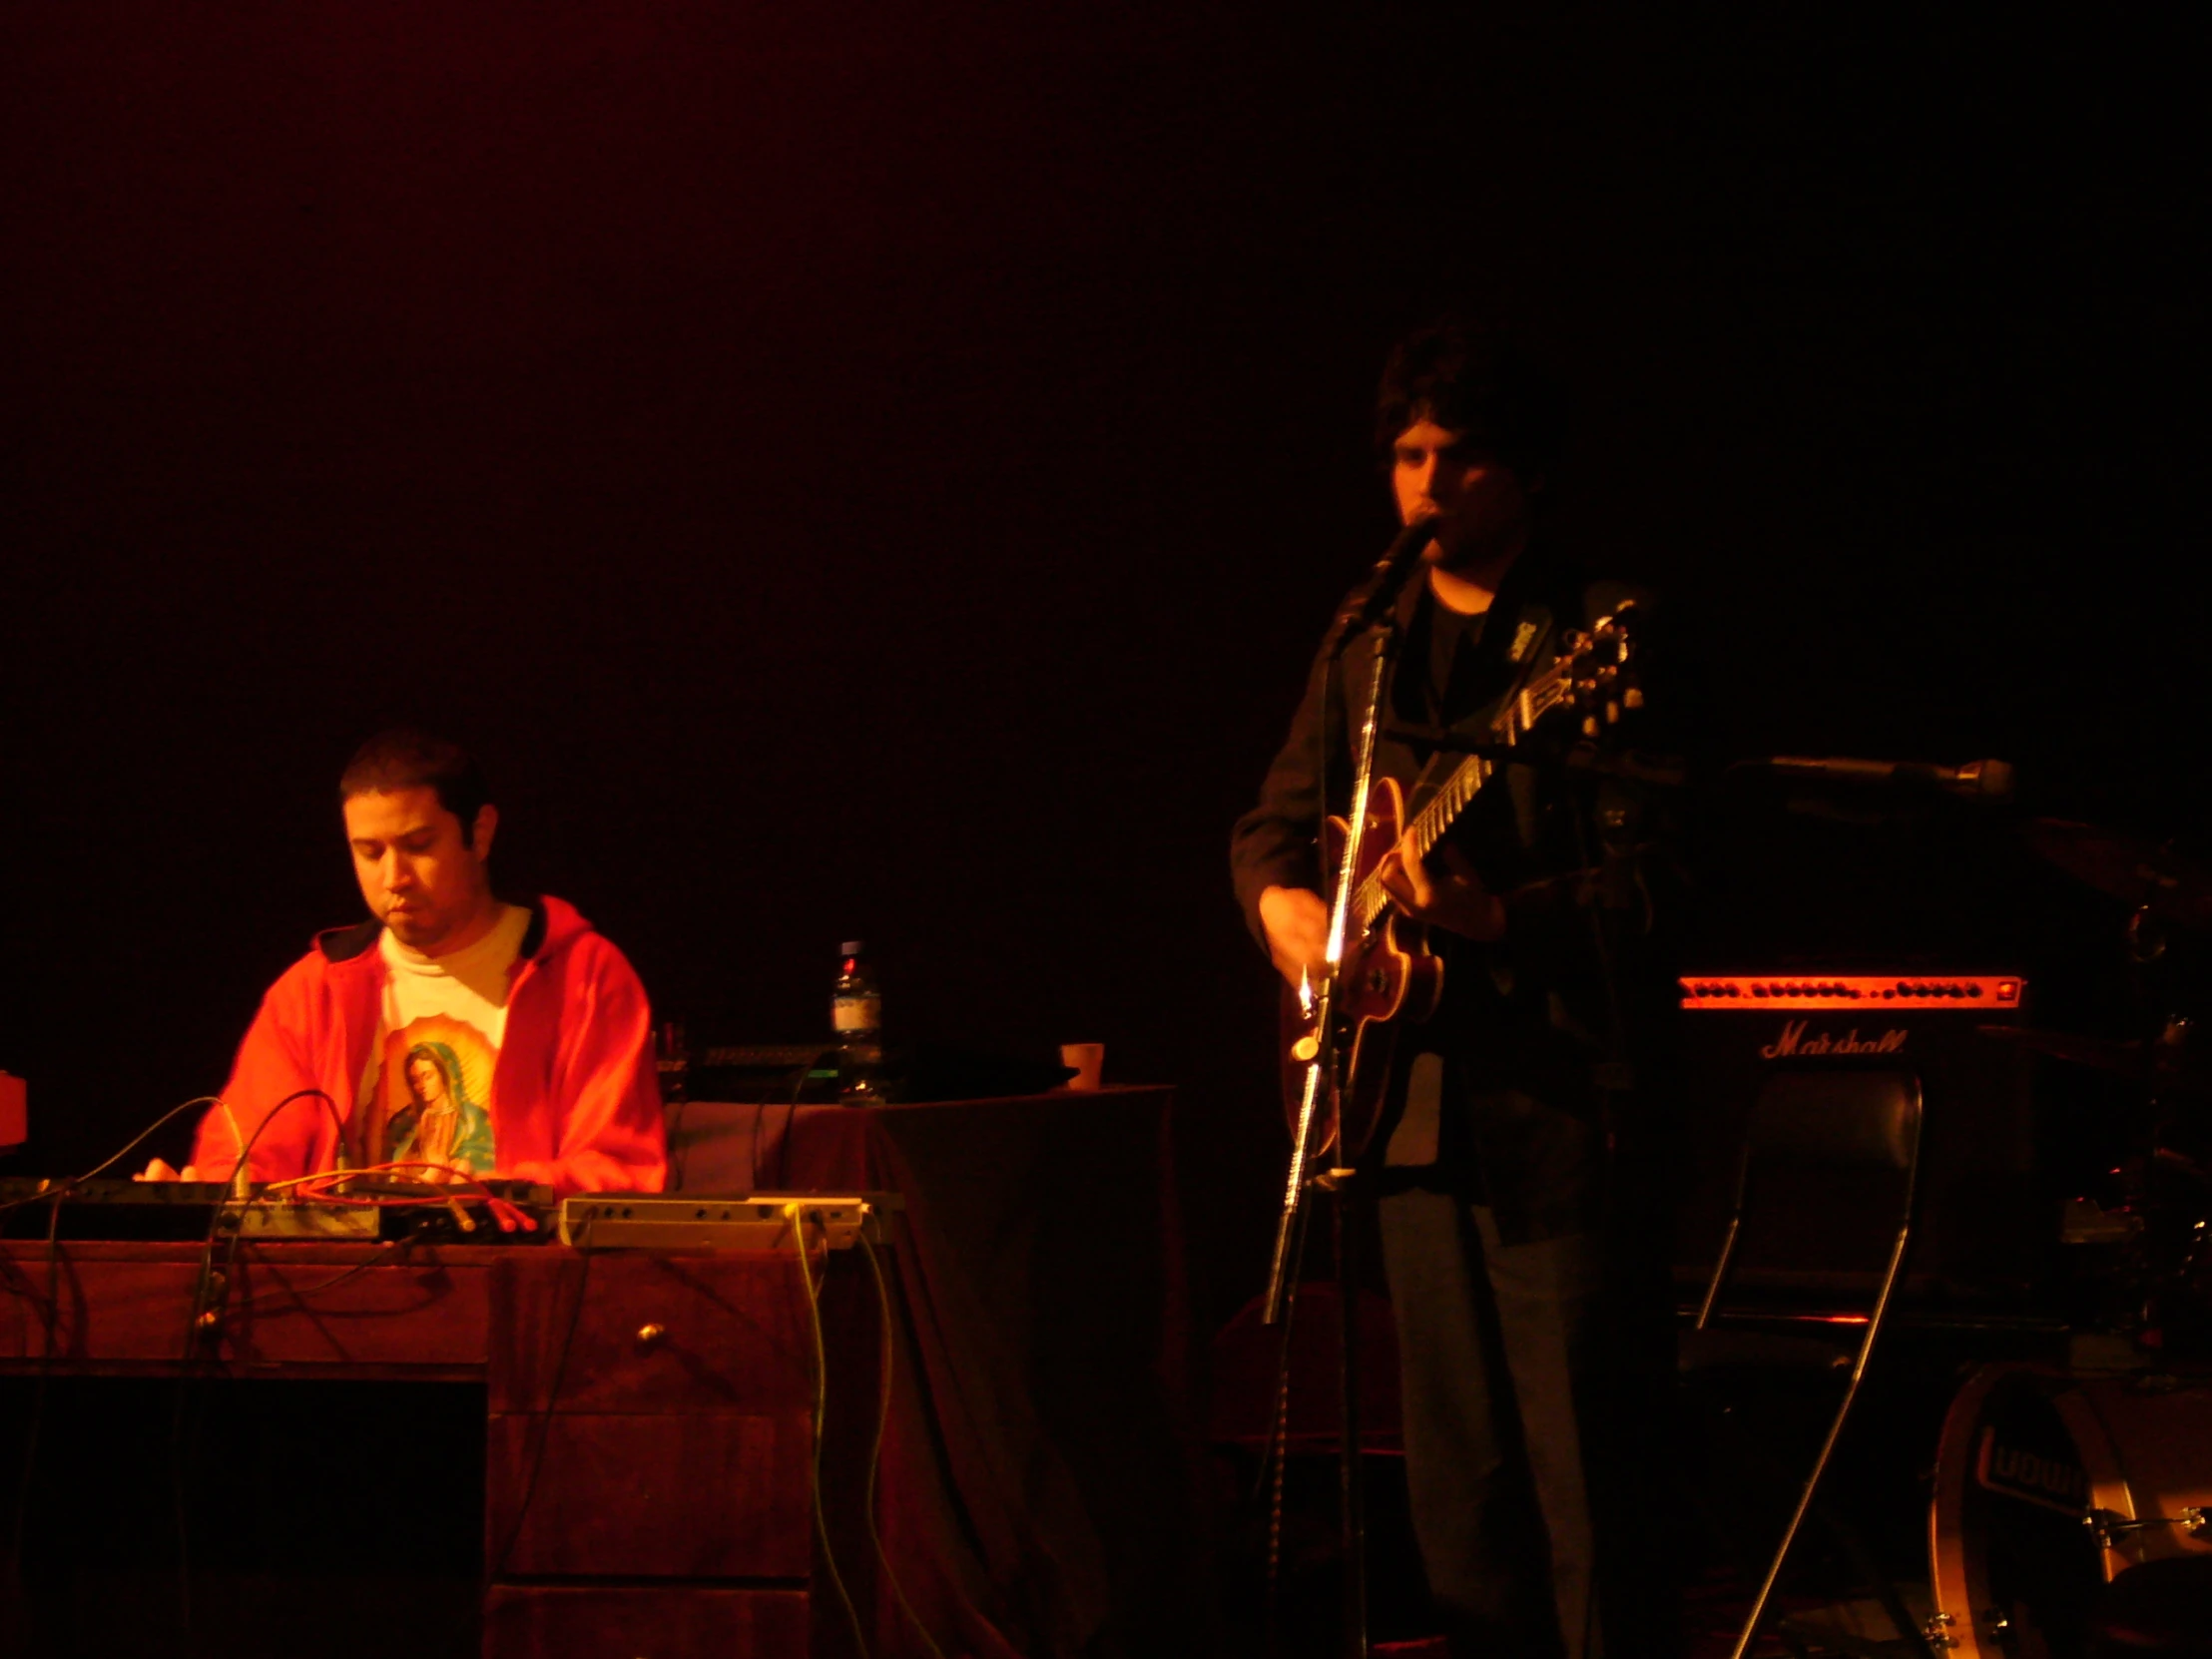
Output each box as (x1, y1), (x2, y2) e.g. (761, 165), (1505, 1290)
(2, 1087), (1204, 1659)
(0, 1234), (876, 1658)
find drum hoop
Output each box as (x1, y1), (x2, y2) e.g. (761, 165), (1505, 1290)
(2050, 1385), (2133, 1577)
(1930, 1363), (2028, 1657)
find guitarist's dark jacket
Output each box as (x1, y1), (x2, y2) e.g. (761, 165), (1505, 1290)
(1230, 542), (1676, 1245)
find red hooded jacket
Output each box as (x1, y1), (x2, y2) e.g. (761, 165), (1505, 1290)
(190, 894), (666, 1194)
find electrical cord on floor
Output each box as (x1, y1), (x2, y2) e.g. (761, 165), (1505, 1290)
(788, 1202), (869, 1659)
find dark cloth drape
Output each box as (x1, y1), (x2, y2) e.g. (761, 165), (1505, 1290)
(669, 1088), (1209, 1658)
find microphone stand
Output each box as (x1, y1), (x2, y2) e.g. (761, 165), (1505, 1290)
(1265, 516), (1434, 1328)
(1264, 564), (1424, 1659)
(1262, 627), (1392, 1328)
(1258, 519), (1432, 1659)
(1317, 629), (1390, 1659)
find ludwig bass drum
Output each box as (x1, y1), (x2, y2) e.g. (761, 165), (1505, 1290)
(1929, 1364), (2212, 1656)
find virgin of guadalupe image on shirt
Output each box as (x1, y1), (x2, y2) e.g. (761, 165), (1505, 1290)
(391, 1040), (495, 1176)
(353, 1015), (497, 1179)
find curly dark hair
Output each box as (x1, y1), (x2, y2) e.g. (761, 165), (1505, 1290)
(1375, 317), (1567, 482)
(338, 729), (491, 846)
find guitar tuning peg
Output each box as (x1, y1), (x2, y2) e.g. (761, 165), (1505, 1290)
(1605, 700), (1620, 725)
(1624, 686), (1645, 710)
(1583, 714), (1601, 739)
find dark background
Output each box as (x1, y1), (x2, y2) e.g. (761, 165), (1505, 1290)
(4, 5), (2203, 1323)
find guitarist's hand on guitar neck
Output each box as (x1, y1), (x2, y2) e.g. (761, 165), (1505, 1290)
(1376, 838), (1506, 943)
(1258, 884), (1331, 991)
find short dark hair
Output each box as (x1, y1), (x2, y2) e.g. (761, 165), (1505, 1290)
(339, 729), (492, 846)
(1375, 318), (1566, 481)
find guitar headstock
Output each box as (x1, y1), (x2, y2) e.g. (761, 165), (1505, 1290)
(1556, 603), (1641, 740)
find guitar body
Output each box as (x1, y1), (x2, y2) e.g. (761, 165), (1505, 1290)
(1282, 774), (1444, 1160)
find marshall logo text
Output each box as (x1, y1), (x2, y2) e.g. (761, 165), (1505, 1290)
(1761, 1020), (1910, 1060)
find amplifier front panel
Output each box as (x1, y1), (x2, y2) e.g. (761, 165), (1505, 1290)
(1672, 972), (2038, 1311)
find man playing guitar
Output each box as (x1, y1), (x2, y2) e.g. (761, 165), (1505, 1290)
(1231, 319), (1673, 1658)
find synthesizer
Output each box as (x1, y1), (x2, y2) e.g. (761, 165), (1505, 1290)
(0, 1177), (558, 1244)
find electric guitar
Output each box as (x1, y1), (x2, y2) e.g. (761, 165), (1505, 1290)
(1285, 608), (1640, 1160)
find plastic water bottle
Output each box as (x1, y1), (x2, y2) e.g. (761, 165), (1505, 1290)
(832, 940), (882, 1104)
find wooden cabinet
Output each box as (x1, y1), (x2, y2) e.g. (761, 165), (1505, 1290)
(482, 1252), (852, 1657)
(1, 1240), (877, 1659)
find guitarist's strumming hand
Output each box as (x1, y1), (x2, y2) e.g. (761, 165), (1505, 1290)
(1377, 839), (1507, 942)
(1259, 884), (1332, 991)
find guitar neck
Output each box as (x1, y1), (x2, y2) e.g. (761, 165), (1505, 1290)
(1353, 658), (1576, 927)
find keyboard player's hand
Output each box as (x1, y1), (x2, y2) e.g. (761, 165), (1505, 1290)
(133, 1158), (202, 1182)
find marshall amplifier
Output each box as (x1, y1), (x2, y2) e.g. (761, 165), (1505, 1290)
(1673, 973), (2040, 1313)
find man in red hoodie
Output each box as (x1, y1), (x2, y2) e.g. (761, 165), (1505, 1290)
(143, 730), (666, 1195)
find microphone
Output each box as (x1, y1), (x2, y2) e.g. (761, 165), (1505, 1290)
(1324, 516), (1441, 657)
(1761, 755), (2016, 802)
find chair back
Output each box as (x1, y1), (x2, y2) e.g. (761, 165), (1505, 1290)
(1743, 1070), (1921, 1172)
(1700, 1068), (1926, 1326)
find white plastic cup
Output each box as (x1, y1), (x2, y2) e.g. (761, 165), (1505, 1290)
(1058, 1043), (1105, 1092)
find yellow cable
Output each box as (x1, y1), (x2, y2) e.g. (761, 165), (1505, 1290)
(856, 1227), (949, 1659)
(785, 1202), (869, 1659)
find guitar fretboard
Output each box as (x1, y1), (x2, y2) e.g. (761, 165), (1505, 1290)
(1352, 657), (1579, 929)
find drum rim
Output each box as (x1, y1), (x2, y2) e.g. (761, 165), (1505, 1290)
(1931, 1361), (2212, 1654)
(1930, 1364), (2117, 1655)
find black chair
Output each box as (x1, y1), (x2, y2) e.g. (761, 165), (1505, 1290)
(1679, 1067), (1930, 1659)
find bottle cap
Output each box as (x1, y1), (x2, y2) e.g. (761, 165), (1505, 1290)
(840, 939), (865, 957)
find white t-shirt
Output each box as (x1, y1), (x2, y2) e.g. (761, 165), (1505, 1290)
(351, 903), (531, 1179)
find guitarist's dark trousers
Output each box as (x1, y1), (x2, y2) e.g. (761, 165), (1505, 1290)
(1372, 1041), (1676, 1659)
